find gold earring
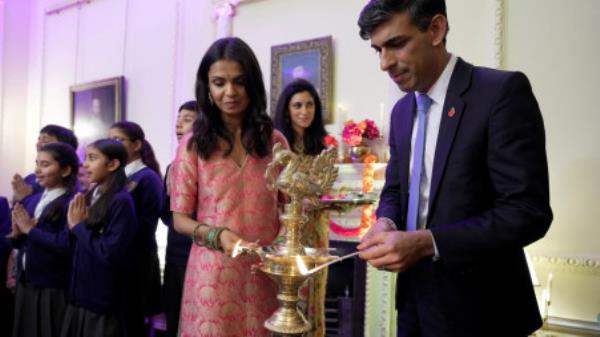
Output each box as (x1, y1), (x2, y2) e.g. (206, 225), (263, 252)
(208, 93), (214, 105)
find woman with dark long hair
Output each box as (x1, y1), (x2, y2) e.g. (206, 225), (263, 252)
(108, 121), (163, 336)
(274, 78), (327, 155)
(273, 79), (334, 337)
(170, 37), (288, 336)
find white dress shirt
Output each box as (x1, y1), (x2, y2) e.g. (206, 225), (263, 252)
(410, 54), (458, 230)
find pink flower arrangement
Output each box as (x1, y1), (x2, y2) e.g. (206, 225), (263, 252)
(342, 119), (380, 146)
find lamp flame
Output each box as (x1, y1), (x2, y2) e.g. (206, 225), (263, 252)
(231, 240), (243, 258)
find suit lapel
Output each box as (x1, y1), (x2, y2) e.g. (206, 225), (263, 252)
(428, 58), (473, 220)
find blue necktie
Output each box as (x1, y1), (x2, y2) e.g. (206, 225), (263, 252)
(406, 94), (432, 231)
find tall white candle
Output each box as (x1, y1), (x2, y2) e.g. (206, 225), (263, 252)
(337, 104), (346, 134)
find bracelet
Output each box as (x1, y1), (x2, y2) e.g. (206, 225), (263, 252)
(207, 227), (228, 252)
(192, 223), (208, 247)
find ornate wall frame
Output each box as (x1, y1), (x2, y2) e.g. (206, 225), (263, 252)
(70, 76), (125, 149)
(270, 36), (333, 123)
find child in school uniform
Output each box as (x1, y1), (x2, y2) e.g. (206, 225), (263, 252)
(11, 125), (78, 204)
(9, 142), (79, 337)
(160, 101), (198, 337)
(60, 139), (138, 337)
(108, 121), (163, 336)
(0, 196), (14, 336)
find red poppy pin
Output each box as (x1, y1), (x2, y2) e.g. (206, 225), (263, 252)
(448, 107), (456, 118)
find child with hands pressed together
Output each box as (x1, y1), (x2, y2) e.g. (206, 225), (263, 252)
(60, 139), (138, 337)
(10, 142), (79, 337)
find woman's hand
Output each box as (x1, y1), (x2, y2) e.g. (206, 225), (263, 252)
(219, 229), (248, 257)
(67, 193), (88, 229)
(12, 203), (36, 234)
(219, 229), (242, 257)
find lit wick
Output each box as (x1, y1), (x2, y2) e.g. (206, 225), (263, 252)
(231, 240), (243, 258)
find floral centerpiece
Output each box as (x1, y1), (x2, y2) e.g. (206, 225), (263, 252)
(342, 119), (380, 146)
(342, 119), (380, 162)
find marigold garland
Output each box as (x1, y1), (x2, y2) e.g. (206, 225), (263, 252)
(360, 154), (377, 237)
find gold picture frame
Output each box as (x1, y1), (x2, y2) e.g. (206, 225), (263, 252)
(70, 76), (125, 149)
(270, 36), (334, 123)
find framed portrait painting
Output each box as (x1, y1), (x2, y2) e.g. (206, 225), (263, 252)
(70, 76), (125, 149)
(271, 36), (333, 123)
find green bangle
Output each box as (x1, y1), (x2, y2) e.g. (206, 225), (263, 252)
(273, 235), (286, 245)
(206, 227), (216, 249)
(207, 227), (227, 252)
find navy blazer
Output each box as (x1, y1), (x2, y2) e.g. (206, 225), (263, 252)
(160, 164), (192, 267)
(69, 190), (138, 314)
(12, 192), (74, 290)
(0, 197), (11, 286)
(377, 58), (552, 337)
(128, 167), (163, 254)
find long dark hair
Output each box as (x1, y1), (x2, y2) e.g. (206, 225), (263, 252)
(274, 79), (327, 155)
(189, 37), (273, 159)
(86, 139), (128, 232)
(111, 121), (161, 178)
(38, 142), (80, 223)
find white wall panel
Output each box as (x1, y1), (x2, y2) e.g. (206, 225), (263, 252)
(76, 0), (127, 82)
(505, 0), (600, 261)
(0, 0), (31, 195)
(40, 9), (78, 128)
(122, 0), (177, 171)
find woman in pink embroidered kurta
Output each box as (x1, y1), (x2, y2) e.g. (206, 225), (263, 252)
(170, 37), (287, 337)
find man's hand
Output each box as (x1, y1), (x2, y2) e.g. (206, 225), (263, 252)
(361, 217), (397, 242)
(357, 229), (434, 273)
(11, 174), (33, 203)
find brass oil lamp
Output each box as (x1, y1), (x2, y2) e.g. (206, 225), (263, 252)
(233, 144), (339, 336)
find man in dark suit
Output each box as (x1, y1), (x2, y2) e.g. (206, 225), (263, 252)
(356, 1), (553, 336)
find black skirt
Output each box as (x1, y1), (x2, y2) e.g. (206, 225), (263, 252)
(12, 281), (67, 337)
(162, 262), (187, 337)
(60, 305), (122, 337)
(125, 251), (162, 336)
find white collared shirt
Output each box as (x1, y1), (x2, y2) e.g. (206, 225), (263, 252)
(124, 158), (147, 178)
(33, 187), (68, 220)
(410, 54), (458, 229)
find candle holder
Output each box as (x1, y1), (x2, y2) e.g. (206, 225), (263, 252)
(233, 144), (339, 336)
